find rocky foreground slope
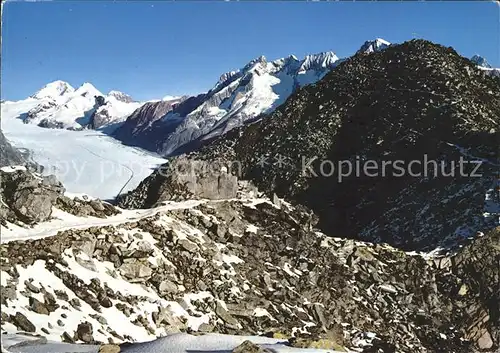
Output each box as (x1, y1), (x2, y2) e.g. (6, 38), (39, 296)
(119, 40), (500, 253)
(2, 183), (500, 352)
(2, 190), (500, 352)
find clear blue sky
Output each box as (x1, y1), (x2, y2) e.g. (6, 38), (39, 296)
(2, 1), (499, 101)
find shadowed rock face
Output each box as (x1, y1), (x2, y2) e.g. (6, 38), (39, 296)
(0, 130), (25, 167)
(117, 156), (238, 209)
(87, 95), (111, 130)
(177, 39), (500, 252)
(112, 98), (187, 151)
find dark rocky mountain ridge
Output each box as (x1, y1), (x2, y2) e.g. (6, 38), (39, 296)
(118, 40), (500, 252)
(112, 97), (188, 150)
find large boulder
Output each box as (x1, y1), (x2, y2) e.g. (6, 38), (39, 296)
(232, 340), (272, 353)
(1, 169), (65, 224)
(76, 321), (94, 343)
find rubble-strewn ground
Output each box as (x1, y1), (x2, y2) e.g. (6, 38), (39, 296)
(2, 191), (498, 352)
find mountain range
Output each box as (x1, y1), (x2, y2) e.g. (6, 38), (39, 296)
(19, 80), (141, 131)
(8, 38), (499, 159)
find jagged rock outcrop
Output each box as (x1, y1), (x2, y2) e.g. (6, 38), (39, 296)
(172, 39), (500, 252)
(1, 195), (498, 352)
(0, 168), (65, 224)
(24, 100), (58, 125)
(55, 196), (120, 218)
(37, 118), (65, 129)
(117, 156), (238, 208)
(0, 168), (120, 225)
(233, 340), (272, 353)
(448, 228), (500, 350)
(87, 95), (111, 129)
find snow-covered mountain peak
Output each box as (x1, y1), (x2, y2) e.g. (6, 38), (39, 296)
(358, 38), (391, 54)
(17, 81), (142, 131)
(108, 90), (134, 103)
(75, 82), (102, 98)
(298, 51), (340, 73)
(243, 55), (268, 70)
(31, 80), (74, 100)
(215, 70), (241, 90)
(471, 54), (492, 68)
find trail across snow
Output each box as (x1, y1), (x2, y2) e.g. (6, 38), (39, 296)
(1, 100), (167, 200)
(0, 200), (204, 244)
(0, 198), (273, 244)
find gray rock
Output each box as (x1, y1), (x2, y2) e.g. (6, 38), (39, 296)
(119, 261), (152, 281)
(1, 168), (64, 224)
(76, 321), (94, 343)
(233, 340), (272, 353)
(11, 312), (36, 332)
(98, 344), (121, 353)
(216, 301), (240, 329)
(117, 157), (238, 209)
(24, 280), (40, 294)
(158, 280), (178, 295)
(178, 239), (199, 253)
(29, 297), (49, 315)
(0, 129), (26, 167)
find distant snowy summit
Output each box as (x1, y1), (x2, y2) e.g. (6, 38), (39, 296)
(470, 54), (492, 68)
(16, 81), (143, 131)
(470, 54), (500, 78)
(357, 38), (391, 54)
(108, 90), (135, 103)
(31, 80), (75, 100)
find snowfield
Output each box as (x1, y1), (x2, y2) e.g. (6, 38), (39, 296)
(1, 100), (167, 200)
(2, 333), (347, 353)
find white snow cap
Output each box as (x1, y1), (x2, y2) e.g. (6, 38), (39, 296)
(108, 90), (126, 96)
(31, 80), (75, 100)
(471, 55), (492, 68)
(108, 90), (135, 102)
(74, 82), (103, 97)
(358, 38), (391, 54)
(162, 95), (182, 101)
(298, 51), (340, 73)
